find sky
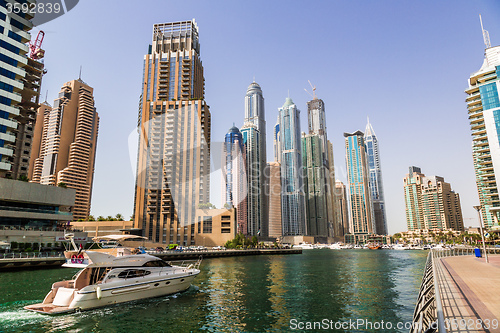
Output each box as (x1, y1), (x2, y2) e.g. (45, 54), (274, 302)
(33, 0), (500, 234)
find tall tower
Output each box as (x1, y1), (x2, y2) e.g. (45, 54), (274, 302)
(242, 82), (267, 236)
(265, 161), (282, 238)
(31, 79), (99, 220)
(403, 166), (425, 231)
(364, 118), (388, 235)
(344, 131), (374, 236)
(465, 17), (500, 228)
(335, 180), (349, 236)
(222, 125), (247, 234)
(302, 94), (336, 239)
(240, 122), (262, 236)
(404, 167), (464, 232)
(0, 3), (45, 179)
(278, 97), (305, 236)
(134, 20), (211, 245)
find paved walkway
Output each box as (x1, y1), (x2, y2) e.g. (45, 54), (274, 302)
(436, 255), (500, 332)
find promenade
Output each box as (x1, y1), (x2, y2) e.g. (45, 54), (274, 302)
(437, 254), (500, 332)
(413, 249), (500, 333)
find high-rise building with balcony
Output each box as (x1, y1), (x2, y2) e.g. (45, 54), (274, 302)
(465, 23), (500, 228)
(0, 2), (45, 179)
(240, 122), (263, 236)
(277, 97), (305, 236)
(134, 20), (211, 245)
(302, 96), (336, 240)
(30, 79), (99, 221)
(344, 131), (374, 236)
(222, 125), (247, 235)
(265, 161), (282, 238)
(241, 82), (266, 236)
(404, 166), (464, 232)
(335, 180), (349, 236)
(364, 118), (387, 235)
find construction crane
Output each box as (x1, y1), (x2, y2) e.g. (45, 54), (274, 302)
(304, 80), (317, 100)
(29, 31), (45, 60)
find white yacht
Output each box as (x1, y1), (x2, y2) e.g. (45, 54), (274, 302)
(392, 244), (409, 250)
(293, 243), (316, 250)
(24, 235), (201, 315)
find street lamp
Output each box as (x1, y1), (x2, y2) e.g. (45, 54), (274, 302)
(39, 233), (43, 252)
(473, 205), (489, 264)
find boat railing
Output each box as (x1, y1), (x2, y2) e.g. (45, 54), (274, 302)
(1, 251), (65, 260)
(167, 256), (203, 271)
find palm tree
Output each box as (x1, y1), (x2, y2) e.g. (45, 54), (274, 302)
(115, 213), (124, 221)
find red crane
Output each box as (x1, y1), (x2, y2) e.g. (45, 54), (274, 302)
(29, 31), (45, 60)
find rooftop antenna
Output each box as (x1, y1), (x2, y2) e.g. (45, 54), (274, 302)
(253, 75), (255, 83)
(304, 80), (317, 100)
(480, 14), (491, 49)
(45, 90), (48, 103)
(79, 65), (82, 80)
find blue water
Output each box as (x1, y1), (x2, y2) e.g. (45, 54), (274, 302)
(0, 250), (427, 332)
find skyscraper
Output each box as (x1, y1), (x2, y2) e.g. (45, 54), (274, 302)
(265, 161), (282, 238)
(403, 166), (425, 231)
(335, 180), (349, 236)
(302, 133), (328, 237)
(364, 118), (387, 235)
(465, 19), (500, 228)
(241, 82), (267, 236)
(240, 122), (262, 236)
(344, 131), (374, 237)
(134, 20), (211, 245)
(278, 97), (305, 236)
(30, 79), (99, 221)
(0, 4), (45, 179)
(404, 166), (464, 232)
(302, 95), (336, 240)
(222, 125), (247, 235)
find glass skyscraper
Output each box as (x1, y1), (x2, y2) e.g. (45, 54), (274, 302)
(241, 81), (267, 236)
(222, 125), (247, 234)
(466, 42), (500, 228)
(278, 97), (305, 236)
(364, 119), (387, 235)
(302, 96), (336, 239)
(0, 2), (44, 179)
(344, 131), (374, 236)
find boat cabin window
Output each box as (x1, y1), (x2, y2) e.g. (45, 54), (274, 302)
(117, 269), (152, 279)
(142, 260), (171, 267)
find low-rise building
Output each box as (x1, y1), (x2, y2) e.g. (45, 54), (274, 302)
(194, 208), (237, 247)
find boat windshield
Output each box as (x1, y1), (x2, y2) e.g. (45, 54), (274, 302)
(142, 260), (171, 267)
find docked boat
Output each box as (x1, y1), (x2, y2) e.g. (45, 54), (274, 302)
(392, 244), (409, 250)
(293, 243), (316, 250)
(24, 235), (201, 315)
(367, 243), (382, 250)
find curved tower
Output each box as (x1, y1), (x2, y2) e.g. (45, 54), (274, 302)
(364, 119), (387, 235)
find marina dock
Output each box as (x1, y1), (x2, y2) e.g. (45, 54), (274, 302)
(0, 248), (301, 271)
(412, 248), (500, 333)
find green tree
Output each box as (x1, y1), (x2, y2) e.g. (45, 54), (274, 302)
(97, 216), (105, 221)
(251, 236), (258, 247)
(88, 215), (95, 221)
(115, 213), (124, 221)
(18, 175), (29, 182)
(223, 203), (232, 210)
(57, 182), (67, 188)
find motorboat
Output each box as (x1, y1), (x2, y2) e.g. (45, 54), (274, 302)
(392, 244), (409, 250)
(367, 243), (382, 250)
(24, 235), (201, 314)
(293, 243), (316, 250)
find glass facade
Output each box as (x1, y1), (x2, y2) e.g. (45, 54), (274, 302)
(277, 98), (305, 236)
(364, 121), (387, 235)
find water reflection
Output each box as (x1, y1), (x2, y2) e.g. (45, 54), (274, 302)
(0, 250), (428, 333)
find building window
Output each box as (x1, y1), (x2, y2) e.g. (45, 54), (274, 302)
(203, 216), (212, 234)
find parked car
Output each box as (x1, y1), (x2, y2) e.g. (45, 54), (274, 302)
(155, 247), (164, 252)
